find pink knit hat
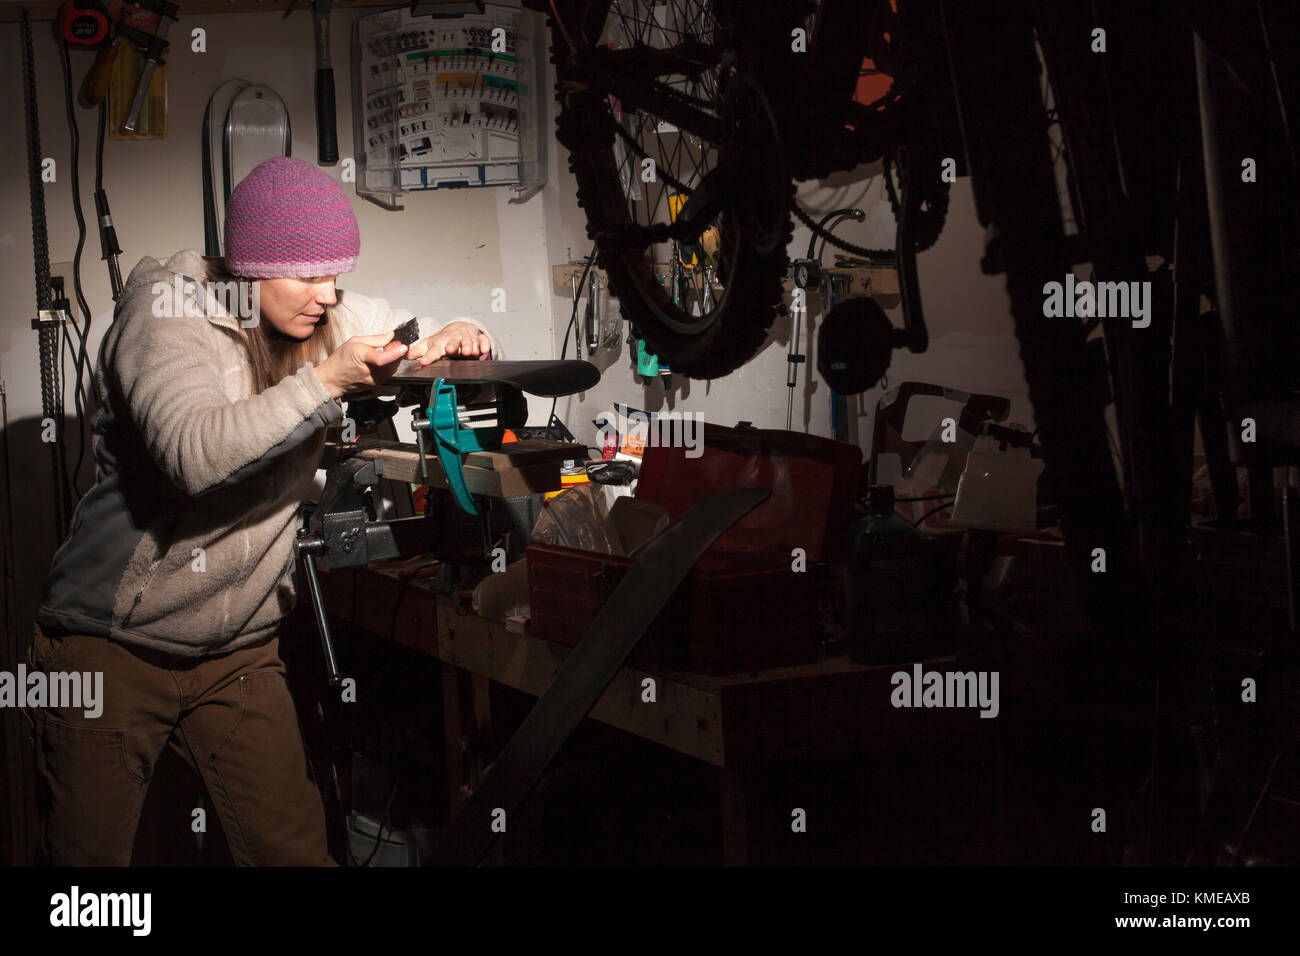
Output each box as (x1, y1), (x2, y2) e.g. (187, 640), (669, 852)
(223, 157), (360, 278)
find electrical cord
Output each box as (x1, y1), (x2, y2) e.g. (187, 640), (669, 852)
(549, 244), (598, 427)
(353, 778), (401, 868)
(320, 557), (437, 867)
(59, 39), (94, 498)
(913, 502), (954, 526)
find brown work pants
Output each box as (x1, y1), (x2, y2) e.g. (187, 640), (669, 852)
(24, 622), (335, 866)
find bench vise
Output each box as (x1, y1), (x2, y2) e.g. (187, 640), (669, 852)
(293, 359), (599, 683)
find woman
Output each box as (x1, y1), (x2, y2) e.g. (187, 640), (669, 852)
(27, 156), (501, 865)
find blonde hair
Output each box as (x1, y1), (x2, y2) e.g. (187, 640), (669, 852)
(209, 259), (341, 395)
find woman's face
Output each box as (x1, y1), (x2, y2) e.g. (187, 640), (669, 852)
(256, 275), (338, 339)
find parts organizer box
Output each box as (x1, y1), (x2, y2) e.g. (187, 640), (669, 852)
(527, 424), (862, 675)
(351, 3), (546, 203)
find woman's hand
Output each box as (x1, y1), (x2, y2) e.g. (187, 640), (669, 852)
(406, 321), (492, 365)
(315, 332), (408, 398)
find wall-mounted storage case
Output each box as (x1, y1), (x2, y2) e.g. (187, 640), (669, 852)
(351, 1), (547, 208)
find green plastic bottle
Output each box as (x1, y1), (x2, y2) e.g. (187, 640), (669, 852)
(846, 485), (927, 664)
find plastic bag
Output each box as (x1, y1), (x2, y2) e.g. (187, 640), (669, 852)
(530, 484), (624, 555)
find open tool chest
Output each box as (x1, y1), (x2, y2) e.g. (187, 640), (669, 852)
(526, 424), (861, 675)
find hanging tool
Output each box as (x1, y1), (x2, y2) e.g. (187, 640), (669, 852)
(284, 0), (338, 166)
(790, 207), (866, 430)
(75, 0), (133, 109)
(827, 274), (849, 441)
(702, 263), (717, 312)
(569, 265), (583, 360)
(662, 248), (688, 391)
(94, 130), (124, 299)
(787, 269), (812, 431)
(59, 0), (111, 47)
(121, 0), (178, 133)
(585, 270), (600, 353)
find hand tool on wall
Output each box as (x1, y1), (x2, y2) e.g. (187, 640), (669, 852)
(59, 0), (111, 47)
(76, 2), (168, 114)
(120, 0), (178, 133)
(585, 272), (600, 353)
(63, 0), (118, 110)
(285, 0), (338, 166)
(569, 267), (583, 361)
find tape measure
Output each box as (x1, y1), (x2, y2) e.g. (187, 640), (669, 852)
(58, 0), (111, 46)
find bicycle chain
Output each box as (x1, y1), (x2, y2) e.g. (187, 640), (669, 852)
(789, 201), (894, 260)
(882, 152), (949, 253)
(23, 13), (51, 313)
(23, 12), (70, 537)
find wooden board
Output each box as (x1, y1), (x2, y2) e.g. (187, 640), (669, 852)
(326, 438), (566, 497)
(435, 595), (726, 765)
(464, 440), (587, 470)
(326, 573), (998, 770)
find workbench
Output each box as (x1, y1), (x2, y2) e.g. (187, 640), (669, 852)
(319, 563), (994, 865)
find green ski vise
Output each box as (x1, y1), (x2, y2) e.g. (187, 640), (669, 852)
(417, 378), (504, 516)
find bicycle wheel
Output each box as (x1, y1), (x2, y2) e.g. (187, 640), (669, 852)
(543, 0), (809, 379)
(939, 0), (1140, 635)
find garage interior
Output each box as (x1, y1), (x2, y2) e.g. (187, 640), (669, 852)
(1, 0), (1298, 870)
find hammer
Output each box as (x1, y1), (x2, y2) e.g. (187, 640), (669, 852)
(285, 0), (337, 166)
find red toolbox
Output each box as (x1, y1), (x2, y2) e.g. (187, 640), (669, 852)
(526, 423), (861, 675)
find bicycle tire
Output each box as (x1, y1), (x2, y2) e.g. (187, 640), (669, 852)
(546, 0), (802, 379)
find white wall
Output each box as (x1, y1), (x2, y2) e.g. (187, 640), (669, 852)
(0, 6), (1035, 643)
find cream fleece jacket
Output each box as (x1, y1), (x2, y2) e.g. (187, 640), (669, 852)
(36, 249), (502, 658)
